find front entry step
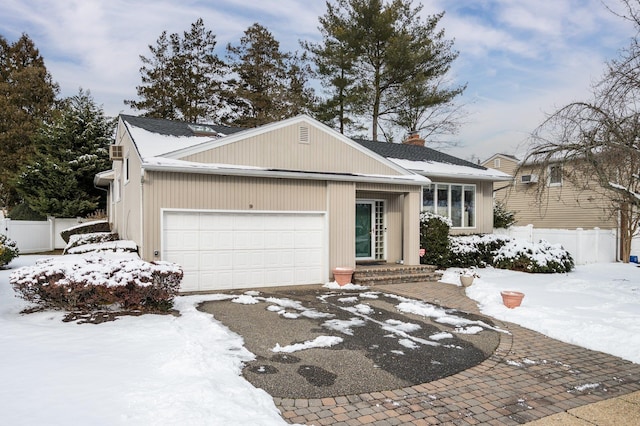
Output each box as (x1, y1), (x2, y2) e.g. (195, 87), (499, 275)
(353, 264), (442, 286)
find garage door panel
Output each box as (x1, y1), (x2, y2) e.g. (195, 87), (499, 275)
(263, 249), (295, 267)
(165, 211), (199, 230)
(164, 211), (325, 291)
(294, 230), (323, 248)
(200, 213), (234, 230)
(234, 231), (265, 250)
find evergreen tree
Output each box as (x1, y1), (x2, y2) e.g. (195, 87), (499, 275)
(308, 0), (464, 141)
(0, 33), (58, 207)
(14, 89), (114, 218)
(126, 19), (226, 122)
(225, 23), (314, 127)
(303, 3), (365, 134)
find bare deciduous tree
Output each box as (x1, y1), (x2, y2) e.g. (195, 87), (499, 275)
(521, 9), (640, 261)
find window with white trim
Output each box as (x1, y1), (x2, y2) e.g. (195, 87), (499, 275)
(549, 164), (562, 186)
(494, 158), (501, 168)
(422, 183), (476, 228)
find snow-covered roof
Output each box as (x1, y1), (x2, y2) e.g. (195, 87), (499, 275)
(126, 123), (217, 159)
(119, 114), (504, 184)
(389, 158), (512, 182)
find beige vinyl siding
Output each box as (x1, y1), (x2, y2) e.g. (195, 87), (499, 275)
(182, 122), (402, 176)
(111, 128), (143, 247)
(328, 181), (356, 269)
(504, 165), (616, 229)
(142, 172), (327, 261)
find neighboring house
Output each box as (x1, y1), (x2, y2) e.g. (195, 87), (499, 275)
(482, 153), (617, 230)
(95, 115), (509, 292)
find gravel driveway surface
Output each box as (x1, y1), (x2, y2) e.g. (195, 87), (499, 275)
(198, 284), (502, 399)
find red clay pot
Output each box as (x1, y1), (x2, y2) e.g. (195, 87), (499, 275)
(501, 291), (524, 309)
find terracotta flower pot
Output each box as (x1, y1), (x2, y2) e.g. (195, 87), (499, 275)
(460, 275), (475, 287)
(332, 267), (354, 286)
(501, 291), (524, 309)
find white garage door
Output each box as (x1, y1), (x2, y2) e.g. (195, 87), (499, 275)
(163, 210), (326, 292)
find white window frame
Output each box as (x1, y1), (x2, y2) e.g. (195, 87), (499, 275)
(494, 158), (501, 168)
(421, 183), (477, 229)
(548, 164), (562, 186)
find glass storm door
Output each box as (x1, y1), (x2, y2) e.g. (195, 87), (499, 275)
(355, 202), (373, 259)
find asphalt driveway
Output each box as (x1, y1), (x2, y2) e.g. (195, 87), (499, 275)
(198, 284), (502, 399)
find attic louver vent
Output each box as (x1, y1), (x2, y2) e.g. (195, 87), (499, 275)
(299, 126), (310, 144)
(109, 145), (124, 160)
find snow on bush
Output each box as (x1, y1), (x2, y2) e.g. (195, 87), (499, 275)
(10, 255), (183, 312)
(0, 234), (20, 268)
(63, 232), (120, 254)
(60, 220), (110, 243)
(449, 234), (511, 267)
(492, 239), (574, 273)
(64, 239), (138, 255)
(449, 234), (574, 273)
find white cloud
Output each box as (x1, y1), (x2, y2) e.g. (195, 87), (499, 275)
(1, 0), (637, 158)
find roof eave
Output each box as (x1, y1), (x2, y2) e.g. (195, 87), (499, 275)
(420, 171), (512, 182)
(141, 163), (430, 186)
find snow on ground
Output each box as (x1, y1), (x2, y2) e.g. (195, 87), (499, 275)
(0, 255), (285, 426)
(2, 255), (639, 425)
(440, 263), (640, 364)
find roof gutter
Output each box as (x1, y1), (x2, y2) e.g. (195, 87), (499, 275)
(141, 163), (430, 186)
(420, 171), (512, 182)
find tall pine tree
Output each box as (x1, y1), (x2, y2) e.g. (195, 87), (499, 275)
(308, 0), (464, 142)
(225, 23), (314, 127)
(126, 19), (226, 123)
(14, 89), (114, 218)
(0, 33), (58, 207)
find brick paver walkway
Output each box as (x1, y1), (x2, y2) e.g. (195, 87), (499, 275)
(274, 282), (640, 425)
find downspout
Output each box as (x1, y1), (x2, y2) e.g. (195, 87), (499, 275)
(140, 167), (145, 260)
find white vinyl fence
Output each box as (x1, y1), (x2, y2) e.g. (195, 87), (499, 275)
(494, 225), (619, 265)
(0, 217), (86, 253)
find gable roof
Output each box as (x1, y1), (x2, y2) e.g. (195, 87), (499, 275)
(354, 139), (511, 182)
(118, 114), (430, 186)
(482, 153), (520, 165)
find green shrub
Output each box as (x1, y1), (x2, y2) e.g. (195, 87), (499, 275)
(0, 234), (20, 268)
(419, 212), (451, 268)
(493, 201), (516, 229)
(492, 239), (574, 273)
(449, 234), (511, 267)
(10, 256), (183, 312)
(8, 203), (46, 220)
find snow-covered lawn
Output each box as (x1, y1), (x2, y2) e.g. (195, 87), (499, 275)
(0, 255), (284, 426)
(1, 255), (638, 425)
(441, 263), (640, 364)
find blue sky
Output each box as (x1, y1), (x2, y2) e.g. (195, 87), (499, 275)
(1, 0), (636, 161)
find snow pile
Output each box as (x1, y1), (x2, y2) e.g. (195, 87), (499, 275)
(64, 239), (138, 255)
(272, 335), (343, 353)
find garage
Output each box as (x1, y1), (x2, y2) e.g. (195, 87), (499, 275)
(162, 210), (327, 292)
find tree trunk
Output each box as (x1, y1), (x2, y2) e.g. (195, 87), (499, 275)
(620, 203), (632, 263)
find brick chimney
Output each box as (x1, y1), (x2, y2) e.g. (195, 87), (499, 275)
(403, 131), (425, 147)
